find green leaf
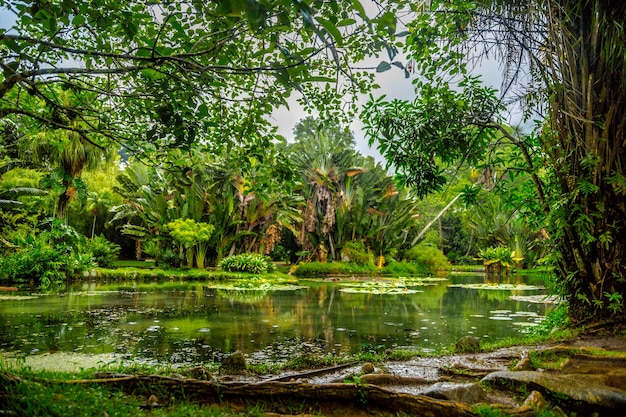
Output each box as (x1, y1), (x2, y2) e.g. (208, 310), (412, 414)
(336, 18), (356, 27)
(376, 61), (391, 72)
(317, 17), (343, 45)
(197, 103), (209, 117)
(72, 14), (85, 26)
(350, 0), (367, 19)
(305, 76), (336, 83)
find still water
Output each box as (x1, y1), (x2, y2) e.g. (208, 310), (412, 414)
(0, 274), (551, 365)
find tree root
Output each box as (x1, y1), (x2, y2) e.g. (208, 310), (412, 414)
(4, 371), (485, 416)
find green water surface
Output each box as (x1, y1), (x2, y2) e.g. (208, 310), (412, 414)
(0, 273), (551, 365)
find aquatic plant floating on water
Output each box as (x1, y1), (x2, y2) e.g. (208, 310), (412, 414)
(338, 281), (422, 294)
(447, 283), (544, 291)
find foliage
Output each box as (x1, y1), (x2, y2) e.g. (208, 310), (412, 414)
(167, 218), (215, 268)
(339, 241), (374, 266)
(403, 243), (451, 274)
(93, 266), (294, 282)
(218, 253), (275, 274)
(0, 0), (409, 158)
(381, 261), (430, 276)
(0, 220), (96, 289)
(362, 76), (503, 196)
(291, 261), (376, 277)
(268, 244), (289, 263)
(528, 304), (570, 337)
(363, 0), (626, 324)
(286, 117), (421, 263)
(86, 234), (121, 268)
(476, 246), (514, 269)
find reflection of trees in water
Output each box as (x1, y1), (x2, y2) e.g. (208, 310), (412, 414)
(1, 280), (547, 361)
(217, 289), (271, 303)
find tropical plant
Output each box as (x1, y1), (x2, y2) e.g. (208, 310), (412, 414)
(340, 241), (373, 266)
(0, 219), (96, 289)
(16, 89), (114, 219)
(109, 161), (183, 261)
(363, 0), (626, 323)
(86, 234), (121, 268)
(287, 117), (421, 262)
(476, 246), (515, 281)
(403, 243), (451, 275)
(218, 253), (274, 274)
(166, 218), (215, 268)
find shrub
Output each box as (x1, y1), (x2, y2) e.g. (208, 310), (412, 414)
(269, 244), (289, 262)
(403, 243), (451, 274)
(476, 246), (514, 279)
(291, 261), (376, 277)
(339, 241), (374, 266)
(381, 261), (426, 276)
(0, 236), (96, 289)
(86, 234), (121, 268)
(218, 253), (274, 274)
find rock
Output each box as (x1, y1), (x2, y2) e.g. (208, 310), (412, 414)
(455, 336), (480, 353)
(482, 370), (626, 414)
(181, 366), (212, 380)
(361, 363), (375, 374)
(219, 352), (247, 375)
(513, 350), (533, 371)
(550, 406), (569, 417)
(522, 390), (549, 409)
(421, 382), (488, 404)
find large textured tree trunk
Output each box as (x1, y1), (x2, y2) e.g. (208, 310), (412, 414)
(543, 1), (626, 323)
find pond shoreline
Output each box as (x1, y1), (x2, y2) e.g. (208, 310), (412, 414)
(3, 331), (626, 416)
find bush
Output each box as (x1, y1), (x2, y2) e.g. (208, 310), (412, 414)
(218, 253), (275, 274)
(291, 261), (376, 277)
(381, 261), (426, 276)
(86, 234), (121, 268)
(339, 241), (374, 266)
(476, 246), (514, 279)
(269, 244), (289, 262)
(0, 236), (96, 289)
(403, 243), (451, 274)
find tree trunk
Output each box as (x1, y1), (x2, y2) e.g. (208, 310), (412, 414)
(56, 187), (71, 219)
(544, 1), (626, 323)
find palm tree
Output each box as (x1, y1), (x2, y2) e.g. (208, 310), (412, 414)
(21, 89), (113, 219)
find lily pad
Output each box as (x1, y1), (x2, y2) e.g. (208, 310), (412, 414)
(339, 287), (419, 294)
(338, 280), (422, 294)
(448, 283), (544, 291)
(509, 294), (563, 304)
(0, 295), (39, 301)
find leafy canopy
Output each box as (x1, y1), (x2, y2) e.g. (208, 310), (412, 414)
(0, 0), (409, 158)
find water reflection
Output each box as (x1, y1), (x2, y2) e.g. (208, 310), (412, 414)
(0, 274), (550, 364)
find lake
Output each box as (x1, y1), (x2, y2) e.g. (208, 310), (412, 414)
(0, 272), (553, 366)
